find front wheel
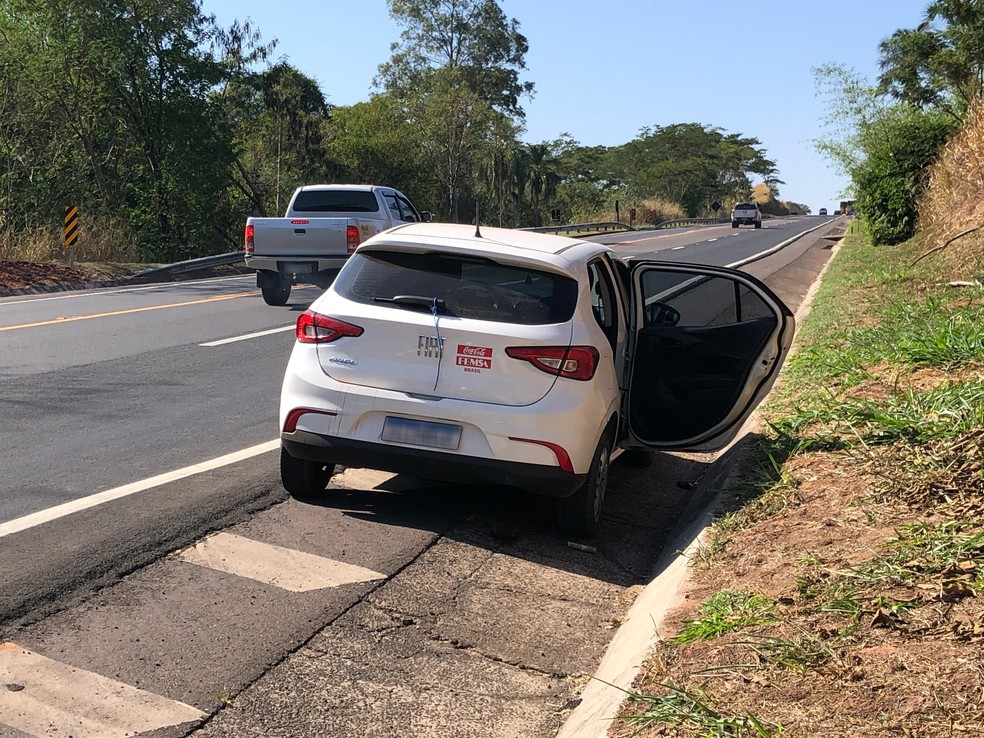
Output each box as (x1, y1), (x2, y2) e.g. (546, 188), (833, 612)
(280, 446), (335, 498)
(558, 433), (611, 538)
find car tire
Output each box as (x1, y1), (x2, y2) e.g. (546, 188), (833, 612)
(262, 281), (291, 306)
(754, 221), (762, 229)
(731, 222), (739, 229)
(558, 433), (610, 538)
(280, 446), (335, 498)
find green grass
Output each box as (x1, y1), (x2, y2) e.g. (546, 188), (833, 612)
(619, 227), (984, 736)
(676, 591), (778, 643)
(617, 682), (780, 737)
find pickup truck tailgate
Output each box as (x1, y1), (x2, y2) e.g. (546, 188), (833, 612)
(250, 217), (351, 257)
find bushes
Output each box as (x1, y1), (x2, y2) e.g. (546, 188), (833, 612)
(851, 107), (955, 246)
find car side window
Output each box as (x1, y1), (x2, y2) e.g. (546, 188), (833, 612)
(383, 194), (402, 221)
(587, 259), (619, 351)
(396, 195), (419, 222)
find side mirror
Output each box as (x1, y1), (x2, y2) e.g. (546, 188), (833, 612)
(645, 302), (681, 327)
(419, 211), (432, 222)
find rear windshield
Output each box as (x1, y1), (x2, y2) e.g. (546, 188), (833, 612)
(291, 190), (380, 213)
(734, 202), (757, 209)
(334, 250), (578, 325)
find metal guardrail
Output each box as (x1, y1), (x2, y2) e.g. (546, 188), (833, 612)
(521, 221), (636, 236)
(650, 217), (731, 230)
(134, 250), (245, 278)
(523, 217), (732, 236)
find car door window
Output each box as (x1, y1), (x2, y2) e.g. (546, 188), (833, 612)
(382, 193), (402, 222)
(586, 259), (618, 352)
(628, 267), (788, 447)
(396, 195), (419, 222)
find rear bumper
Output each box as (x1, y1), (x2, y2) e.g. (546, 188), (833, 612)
(282, 431), (585, 498)
(731, 218), (760, 225)
(246, 255), (349, 274)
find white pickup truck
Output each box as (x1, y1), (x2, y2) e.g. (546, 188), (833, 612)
(245, 184), (431, 305)
(731, 201), (762, 229)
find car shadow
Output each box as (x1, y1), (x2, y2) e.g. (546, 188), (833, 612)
(289, 434), (768, 589)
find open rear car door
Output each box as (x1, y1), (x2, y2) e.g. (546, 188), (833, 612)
(624, 262), (795, 452)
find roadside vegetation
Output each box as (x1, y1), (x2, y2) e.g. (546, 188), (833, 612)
(612, 2), (984, 732)
(0, 0), (801, 266)
(611, 222), (984, 737)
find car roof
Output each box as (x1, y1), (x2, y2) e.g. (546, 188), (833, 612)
(361, 222), (605, 275)
(296, 184), (377, 192)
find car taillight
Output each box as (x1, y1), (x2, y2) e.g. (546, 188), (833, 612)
(296, 310), (364, 344)
(244, 223), (254, 255)
(346, 225), (360, 254)
(505, 346), (599, 381)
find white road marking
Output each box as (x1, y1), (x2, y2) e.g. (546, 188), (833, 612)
(178, 532), (385, 592)
(0, 643), (204, 738)
(671, 246), (686, 250)
(200, 324), (294, 346)
(0, 275), (253, 306)
(0, 440), (280, 539)
(706, 238), (718, 242)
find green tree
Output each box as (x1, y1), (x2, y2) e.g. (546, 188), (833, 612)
(0, 0), (253, 259)
(614, 124), (775, 216)
(328, 95), (434, 206)
(815, 63), (956, 245)
(376, 0), (534, 117)
(878, 0), (984, 120)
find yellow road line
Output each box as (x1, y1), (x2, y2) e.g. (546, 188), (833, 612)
(0, 290), (258, 333)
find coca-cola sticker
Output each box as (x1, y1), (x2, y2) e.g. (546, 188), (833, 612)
(456, 344), (492, 373)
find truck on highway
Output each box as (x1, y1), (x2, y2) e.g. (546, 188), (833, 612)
(245, 184), (431, 305)
(731, 201), (762, 229)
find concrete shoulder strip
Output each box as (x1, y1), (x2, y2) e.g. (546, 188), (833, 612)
(0, 642), (204, 738)
(177, 532), (386, 592)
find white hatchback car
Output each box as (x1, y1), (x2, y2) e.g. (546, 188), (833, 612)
(279, 223), (794, 536)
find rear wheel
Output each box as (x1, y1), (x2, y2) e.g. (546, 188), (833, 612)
(261, 280), (291, 306)
(731, 221), (739, 229)
(558, 433), (610, 538)
(280, 446), (335, 498)
(754, 221), (762, 229)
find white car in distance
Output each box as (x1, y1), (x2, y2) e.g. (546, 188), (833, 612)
(279, 223), (794, 537)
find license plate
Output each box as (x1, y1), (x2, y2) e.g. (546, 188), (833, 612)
(381, 417), (462, 450)
(282, 261), (316, 274)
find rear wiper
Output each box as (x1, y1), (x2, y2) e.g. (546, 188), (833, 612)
(373, 295), (447, 313)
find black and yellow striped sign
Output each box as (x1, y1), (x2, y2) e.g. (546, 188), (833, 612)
(63, 206), (79, 246)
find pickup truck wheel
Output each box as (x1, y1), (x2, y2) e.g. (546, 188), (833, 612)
(261, 282), (291, 306)
(754, 221), (762, 229)
(558, 433), (610, 538)
(280, 446), (335, 498)
(731, 222), (739, 229)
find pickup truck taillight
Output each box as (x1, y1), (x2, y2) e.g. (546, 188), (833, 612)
(346, 225), (361, 254)
(296, 310), (364, 344)
(244, 224), (254, 255)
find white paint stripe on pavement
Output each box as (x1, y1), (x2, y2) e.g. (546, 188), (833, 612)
(671, 246), (686, 250)
(200, 324), (294, 346)
(0, 642), (204, 738)
(178, 532), (385, 592)
(0, 440), (280, 539)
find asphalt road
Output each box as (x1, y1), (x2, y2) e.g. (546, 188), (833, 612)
(0, 215), (842, 738)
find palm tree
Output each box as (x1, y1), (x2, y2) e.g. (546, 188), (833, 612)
(526, 142), (560, 227)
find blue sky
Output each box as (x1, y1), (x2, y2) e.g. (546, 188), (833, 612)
(205, 0), (929, 213)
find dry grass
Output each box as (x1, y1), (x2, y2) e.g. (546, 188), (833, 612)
(917, 100), (984, 280)
(0, 214), (140, 263)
